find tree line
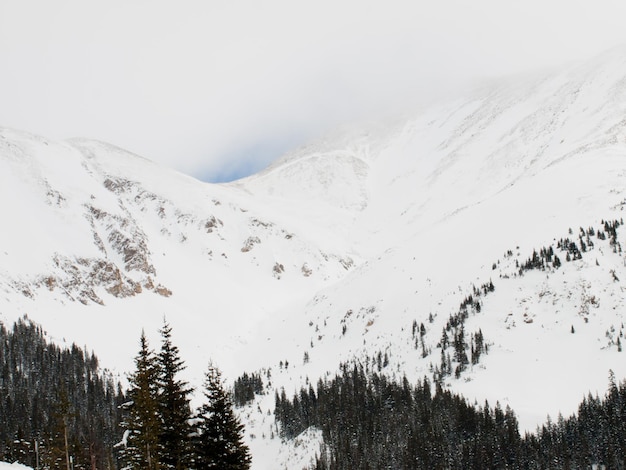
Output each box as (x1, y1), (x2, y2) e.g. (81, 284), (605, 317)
(0, 317), (251, 469)
(275, 363), (626, 469)
(0, 317), (123, 468)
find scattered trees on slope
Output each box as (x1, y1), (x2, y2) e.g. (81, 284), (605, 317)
(514, 220), (623, 277)
(232, 372), (264, 407)
(428, 280), (493, 383)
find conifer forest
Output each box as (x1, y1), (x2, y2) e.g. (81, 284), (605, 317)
(274, 364), (626, 469)
(0, 318), (123, 468)
(0, 318), (250, 470)
(1, 315), (626, 469)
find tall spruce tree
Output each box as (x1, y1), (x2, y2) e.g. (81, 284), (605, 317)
(119, 331), (161, 470)
(193, 363), (251, 469)
(46, 387), (73, 470)
(157, 320), (193, 470)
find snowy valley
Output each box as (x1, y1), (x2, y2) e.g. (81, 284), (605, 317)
(2, 46), (626, 468)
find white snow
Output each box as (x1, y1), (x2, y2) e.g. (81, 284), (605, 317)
(2, 46), (626, 468)
(0, 463), (32, 470)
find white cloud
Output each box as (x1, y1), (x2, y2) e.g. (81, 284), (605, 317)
(1, 0), (626, 180)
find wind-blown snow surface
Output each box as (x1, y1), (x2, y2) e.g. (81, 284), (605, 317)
(2, 47), (626, 468)
(0, 463), (31, 470)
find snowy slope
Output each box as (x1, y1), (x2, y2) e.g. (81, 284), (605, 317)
(2, 46), (626, 468)
(0, 463), (32, 470)
(224, 46), (626, 467)
(0, 128), (357, 384)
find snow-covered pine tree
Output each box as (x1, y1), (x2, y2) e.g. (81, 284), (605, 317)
(157, 320), (193, 470)
(119, 331), (161, 470)
(193, 363), (251, 469)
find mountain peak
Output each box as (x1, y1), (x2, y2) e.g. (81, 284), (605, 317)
(2, 46), (626, 468)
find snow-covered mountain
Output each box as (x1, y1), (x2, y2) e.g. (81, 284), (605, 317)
(2, 46), (626, 468)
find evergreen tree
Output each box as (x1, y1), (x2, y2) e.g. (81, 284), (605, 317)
(0, 318), (123, 468)
(193, 363), (251, 469)
(119, 331), (161, 470)
(157, 320), (193, 470)
(46, 387), (73, 470)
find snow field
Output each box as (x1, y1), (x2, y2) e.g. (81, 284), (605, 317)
(2, 46), (626, 468)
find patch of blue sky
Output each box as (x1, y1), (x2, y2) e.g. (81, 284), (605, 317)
(199, 134), (305, 184)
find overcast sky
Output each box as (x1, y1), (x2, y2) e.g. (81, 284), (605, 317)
(2, 1), (626, 182)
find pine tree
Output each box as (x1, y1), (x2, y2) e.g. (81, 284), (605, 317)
(119, 331), (161, 470)
(193, 363), (251, 469)
(157, 320), (193, 470)
(46, 387), (74, 470)
(0, 318), (123, 468)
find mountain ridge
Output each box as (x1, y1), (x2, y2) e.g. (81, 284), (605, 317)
(2, 46), (626, 468)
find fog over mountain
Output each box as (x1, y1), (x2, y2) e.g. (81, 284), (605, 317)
(2, 46), (626, 468)
(3, 1), (626, 181)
